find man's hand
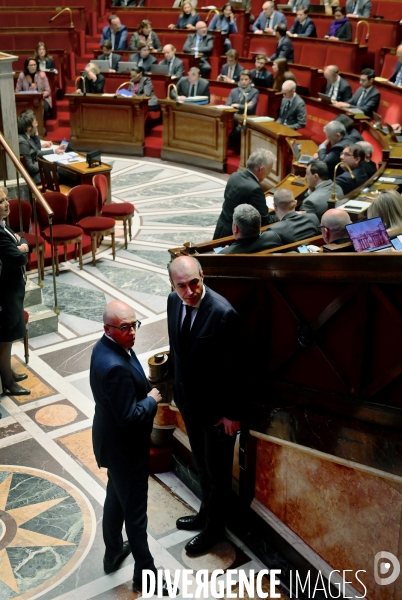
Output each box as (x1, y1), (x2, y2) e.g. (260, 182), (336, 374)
(255, 29), (263, 34)
(55, 147), (65, 154)
(41, 140), (52, 148)
(215, 417), (240, 436)
(178, 95), (186, 101)
(148, 387), (162, 403)
(17, 243), (29, 253)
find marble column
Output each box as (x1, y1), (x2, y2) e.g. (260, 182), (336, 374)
(0, 52), (19, 180)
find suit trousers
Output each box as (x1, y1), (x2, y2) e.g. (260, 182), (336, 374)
(180, 408), (236, 529)
(103, 464), (156, 580)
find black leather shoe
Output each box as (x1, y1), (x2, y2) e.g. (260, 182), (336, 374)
(3, 384), (31, 396)
(103, 540), (131, 574)
(133, 576), (179, 596)
(185, 529), (224, 555)
(12, 371), (28, 382)
(176, 514), (206, 531)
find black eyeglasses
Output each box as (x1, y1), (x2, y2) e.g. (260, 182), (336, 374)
(106, 321), (141, 333)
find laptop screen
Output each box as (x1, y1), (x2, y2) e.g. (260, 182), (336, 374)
(346, 216), (392, 252)
(292, 140), (301, 160)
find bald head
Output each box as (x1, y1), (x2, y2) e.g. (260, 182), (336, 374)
(163, 44), (176, 61)
(324, 65), (339, 84)
(320, 209), (352, 243)
(273, 188), (297, 219)
(103, 300), (134, 325)
(103, 301), (137, 349)
(195, 21), (208, 36)
(168, 256), (204, 307)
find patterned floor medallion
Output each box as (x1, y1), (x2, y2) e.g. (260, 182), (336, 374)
(0, 466), (94, 600)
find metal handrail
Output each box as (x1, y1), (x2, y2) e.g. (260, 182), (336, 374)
(0, 131), (59, 314)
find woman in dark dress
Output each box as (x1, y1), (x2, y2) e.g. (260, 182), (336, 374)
(34, 42), (55, 71)
(76, 63), (105, 94)
(0, 187), (31, 396)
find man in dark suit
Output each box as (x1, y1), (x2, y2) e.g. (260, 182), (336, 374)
(316, 120), (351, 178)
(183, 21), (214, 78)
(172, 67), (210, 100)
(218, 49), (244, 83)
(270, 188), (320, 244)
(98, 40), (121, 72)
(334, 68), (380, 118)
(213, 149), (277, 239)
(226, 70), (259, 114)
(90, 301), (167, 594)
(345, 0), (371, 17)
(129, 41), (157, 72)
(336, 144), (368, 194)
(276, 80), (306, 129)
(287, 7), (317, 37)
(253, 0), (287, 34)
(250, 54), (273, 88)
(389, 45), (402, 87)
(159, 44), (185, 79)
(167, 256), (242, 555)
(323, 65), (352, 102)
(269, 23), (294, 63)
(220, 204), (282, 253)
(300, 160), (344, 220)
(321, 209), (352, 244)
(356, 140), (377, 179)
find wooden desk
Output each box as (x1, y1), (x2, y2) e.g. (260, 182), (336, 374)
(14, 71), (59, 120)
(240, 120), (301, 186)
(66, 93), (149, 156)
(59, 157), (113, 203)
(287, 139), (319, 176)
(15, 93), (44, 137)
(159, 100), (237, 172)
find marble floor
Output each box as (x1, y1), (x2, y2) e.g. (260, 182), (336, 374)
(0, 157), (289, 600)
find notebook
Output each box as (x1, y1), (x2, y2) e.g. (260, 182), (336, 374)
(346, 216), (392, 252)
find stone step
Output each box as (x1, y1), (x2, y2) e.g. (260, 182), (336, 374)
(25, 304), (58, 339)
(24, 279), (42, 308)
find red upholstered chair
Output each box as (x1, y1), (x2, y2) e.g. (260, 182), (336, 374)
(93, 174), (135, 249)
(68, 185), (116, 266)
(8, 199), (45, 279)
(36, 192), (83, 276)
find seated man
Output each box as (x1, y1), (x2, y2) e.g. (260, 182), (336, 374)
(316, 120), (350, 178)
(336, 144), (368, 195)
(356, 140), (377, 178)
(129, 41), (157, 72)
(98, 40), (121, 72)
(159, 44), (184, 78)
(321, 209), (352, 245)
(300, 160), (344, 220)
(226, 70), (259, 114)
(183, 21), (214, 78)
(269, 23), (294, 62)
(389, 45), (402, 87)
(253, 0), (287, 35)
(128, 66), (159, 110)
(100, 15), (128, 50)
(214, 149), (277, 239)
(287, 7), (317, 37)
(172, 67), (210, 101)
(18, 111), (64, 184)
(276, 80), (306, 129)
(345, 0), (371, 17)
(323, 65), (352, 103)
(334, 114), (362, 143)
(250, 54), (273, 88)
(270, 189), (320, 244)
(220, 204), (282, 254)
(218, 49), (244, 83)
(334, 68), (380, 118)
(76, 63), (105, 94)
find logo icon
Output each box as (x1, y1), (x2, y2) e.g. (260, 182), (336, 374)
(374, 552), (400, 585)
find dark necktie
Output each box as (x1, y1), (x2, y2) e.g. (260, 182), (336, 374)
(356, 89), (366, 106)
(282, 100), (291, 121)
(168, 61), (172, 74)
(190, 84), (196, 97)
(180, 305), (194, 348)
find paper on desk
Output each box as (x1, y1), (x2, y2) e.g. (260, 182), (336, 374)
(247, 116), (274, 122)
(265, 195), (274, 209)
(213, 104), (234, 109)
(43, 152), (85, 164)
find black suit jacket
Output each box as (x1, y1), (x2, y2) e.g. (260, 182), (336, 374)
(167, 286), (242, 424)
(129, 53), (157, 72)
(79, 74), (105, 94)
(271, 211), (320, 245)
(213, 169), (277, 239)
(220, 229), (282, 253)
(220, 63), (244, 82)
(98, 52), (122, 71)
(90, 335), (157, 469)
(159, 57), (185, 78)
(389, 61), (402, 84)
(325, 77), (352, 102)
(18, 134), (52, 184)
(183, 33), (214, 73)
(250, 68), (273, 88)
(336, 164), (368, 195)
(269, 36), (294, 63)
(289, 16), (317, 37)
(173, 76), (210, 100)
(349, 85), (380, 118)
(317, 134), (352, 178)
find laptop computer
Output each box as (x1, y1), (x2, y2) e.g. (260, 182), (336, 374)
(346, 216), (393, 253)
(118, 62), (139, 73)
(150, 64), (169, 76)
(318, 92), (332, 104)
(309, 5), (327, 13)
(92, 60), (111, 73)
(292, 141), (312, 165)
(385, 122), (402, 143)
(277, 3), (292, 10)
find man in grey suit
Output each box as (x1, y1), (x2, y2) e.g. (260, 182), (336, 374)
(159, 44), (185, 79)
(213, 149), (277, 239)
(269, 23), (294, 62)
(220, 204), (282, 254)
(300, 161), (344, 220)
(276, 80), (306, 129)
(172, 67), (210, 100)
(253, 0), (287, 34)
(98, 41), (122, 72)
(345, 0), (371, 17)
(271, 188), (320, 244)
(183, 21), (214, 78)
(335, 68), (380, 118)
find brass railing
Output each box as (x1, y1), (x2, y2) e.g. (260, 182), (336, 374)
(0, 131), (59, 314)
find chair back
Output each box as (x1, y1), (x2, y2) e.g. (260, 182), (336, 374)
(92, 174), (108, 212)
(36, 192), (69, 230)
(8, 200), (32, 232)
(37, 157), (61, 192)
(68, 185), (98, 224)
